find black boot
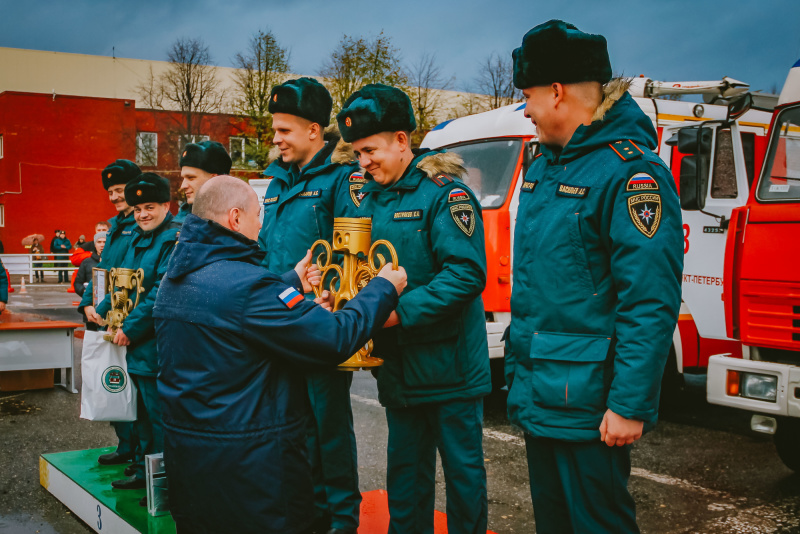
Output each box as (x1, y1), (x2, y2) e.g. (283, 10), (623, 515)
(98, 451), (134, 465)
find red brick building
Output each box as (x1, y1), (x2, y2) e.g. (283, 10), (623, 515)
(0, 91), (258, 253)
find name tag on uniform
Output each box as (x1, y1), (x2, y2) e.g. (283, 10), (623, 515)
(121, 230), (133, 236)
(521, 180), (538, 193)
(263, 196), (279, 205)
(393, 210), (423, 221)
(556, 183), (589, 198)
(298, 190), (321, 198)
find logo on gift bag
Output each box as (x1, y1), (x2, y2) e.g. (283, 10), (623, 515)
(102, 366), (127, 393)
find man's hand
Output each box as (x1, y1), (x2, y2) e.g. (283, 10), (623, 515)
(383, 311), (400, 328)
(599, 409), (643, 447)
(113, 329), (131, 347)
(0, 302), (6, 313)
(314, 290), (334, 312)
(377, 264), (407, 296)
(294, 249), (321, 294)
(84, 306), (103, 324)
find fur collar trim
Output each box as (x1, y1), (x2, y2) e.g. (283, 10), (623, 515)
(591, 78), (632, 122)
(416, 151), (466, 179)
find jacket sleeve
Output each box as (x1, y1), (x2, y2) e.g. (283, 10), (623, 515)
(280, 269), (303, 292)
(0, 260), (7, 303)
(78, 280), (94, 311)
(395, 184), (487, 329)
(74, 262), (89, 297)
(243, 276), (398, 367)
(603, 164), (683, 422)
(122, 237), (176, 344)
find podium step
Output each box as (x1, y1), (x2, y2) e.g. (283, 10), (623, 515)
(40, 448), (495, 533)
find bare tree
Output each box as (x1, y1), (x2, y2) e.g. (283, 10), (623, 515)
(232, 29), (290, 167)
(320, 32), (408, 112)
(448, 90), (487, 119)
(408, 52), (453, 144)
(475, 53), (521, 110)
(137, 37), (224, 148)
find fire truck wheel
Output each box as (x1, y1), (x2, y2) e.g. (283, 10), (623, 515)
(774, 417), (800, 473)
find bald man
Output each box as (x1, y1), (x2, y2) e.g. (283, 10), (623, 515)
(153, 176), (406, 534)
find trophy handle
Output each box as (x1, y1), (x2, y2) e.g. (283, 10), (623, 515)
(367, 240), (399, 273)
(130, 269), (145, 310)
(309, 239), (335, 299)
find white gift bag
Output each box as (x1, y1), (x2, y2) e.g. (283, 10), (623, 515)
(80, 330), (137, 422)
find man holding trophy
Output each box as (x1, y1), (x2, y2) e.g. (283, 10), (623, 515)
(90, 173), (179, 502)
(257, 78), (363, 534)
(337, 84), (491, 534)
(80, 159), (142, 470)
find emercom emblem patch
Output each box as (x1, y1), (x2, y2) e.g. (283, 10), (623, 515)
(450, 203), (475, 236)
(102, 366), (127, 393)
(350, 184), (367, 207)
(627, 193), (662, 238)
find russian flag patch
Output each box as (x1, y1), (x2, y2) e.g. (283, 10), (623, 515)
(448, 188), (470, 203)
(278, 287), (304, 309)
(626, 173), (659, 192)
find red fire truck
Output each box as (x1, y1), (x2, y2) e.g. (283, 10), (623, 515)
(422, 77), (774, 393)
(705, 60), (800, 472)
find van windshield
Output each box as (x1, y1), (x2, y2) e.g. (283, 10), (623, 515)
(443, 139), (523, 209)
(757, 105), (800, 202)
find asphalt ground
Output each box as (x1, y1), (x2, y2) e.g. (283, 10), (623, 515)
(1, 284), (799, 533)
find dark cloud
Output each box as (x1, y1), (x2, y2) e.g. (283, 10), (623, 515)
(1, 0), (798, 94)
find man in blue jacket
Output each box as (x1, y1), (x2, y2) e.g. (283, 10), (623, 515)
(174, 140), (232, 224)
(92, 173), (179, 502)
(258, 78), (362, 534)
(506, 20), (683, 533)
(81, 159), (142, 469)
(154, 175), (406, 534)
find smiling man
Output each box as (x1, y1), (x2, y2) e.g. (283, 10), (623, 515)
(91, 173), (179, 506)
(258, 77), (363, 534)
(175, 140), (232, 224)
(506, 20), (683, 533)
(337, 84), (491, 534)
(80, 158), (141, 470)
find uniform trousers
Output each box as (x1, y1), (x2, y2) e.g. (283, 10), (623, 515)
(306, 370), (361, 530)
(385, 397), (487, 534)
(110, 420), (138, 457)
(130, 374), (163, 479)
(524, 434), (639, 534)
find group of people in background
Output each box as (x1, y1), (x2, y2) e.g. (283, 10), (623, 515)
(62, 18), (684, 534)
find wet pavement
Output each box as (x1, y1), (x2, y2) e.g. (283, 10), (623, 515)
(1, 285), (799, 533)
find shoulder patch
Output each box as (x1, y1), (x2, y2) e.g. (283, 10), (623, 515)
(521, 180), (538, 193)
(350, 183), (368, 207)
(393, 209), (423, 221)
(609, 140), (645, 162)
(450, 203), (475, 236)
(349, 172), (367, 183)
(430, 173), (454, 187)
(626, 173), (659, 192)
(298, 189), (321, 198)
(627, 193), (662, 238)
(263, 195), (279, 205)
(447, 187), (470, 203)
(557, 183), (589, 198)
(278, 287), (304, 309)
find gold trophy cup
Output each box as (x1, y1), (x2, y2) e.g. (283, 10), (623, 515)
(103, 268), (146, 342)
(310, 218), (399, 370)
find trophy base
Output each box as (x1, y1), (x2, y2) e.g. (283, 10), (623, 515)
(337, 354), (384, 372)
(102, 333), (114, 342)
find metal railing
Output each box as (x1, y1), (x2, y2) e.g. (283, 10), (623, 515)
(1, 253), (77, 283)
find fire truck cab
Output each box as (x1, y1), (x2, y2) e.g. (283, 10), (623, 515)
(705, 59), (800, 472)
(421, 78), (773, 393)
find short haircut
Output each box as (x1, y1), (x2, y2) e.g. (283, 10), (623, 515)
(95, 221), (110, 229)
(193, 175), (257, 221)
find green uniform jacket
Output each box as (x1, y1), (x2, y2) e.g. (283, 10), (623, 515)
(78, 211), (138, 311)
(96, 213), (178, 377)
(506, 84), (684, 442)
(173, 202), (192, 225)
(258, 139), (359, 275)
(0, 259), (7, 303)
(357, 150), (491, 408)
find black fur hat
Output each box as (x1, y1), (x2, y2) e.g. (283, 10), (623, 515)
(101, 159), (141, 190)
(179, 141), (232, 175)
(512, 20), (611, 89)
(268, 77), (333, 127)
(124, 173), (171, 206)
(336, 84), (416, 143)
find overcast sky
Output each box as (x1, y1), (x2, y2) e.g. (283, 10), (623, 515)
(1, 0), (798, 94)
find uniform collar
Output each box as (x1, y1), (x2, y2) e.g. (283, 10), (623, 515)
(360, 149), (435, 193)
(267, 141), (338, 186)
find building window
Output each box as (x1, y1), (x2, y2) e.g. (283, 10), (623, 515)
(230, 137), (259, 168)
(0, 134), (4, 159)
(136, 132), (158, 167)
